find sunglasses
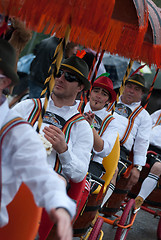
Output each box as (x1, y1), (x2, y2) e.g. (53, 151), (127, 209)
(56, 69), (80, 83)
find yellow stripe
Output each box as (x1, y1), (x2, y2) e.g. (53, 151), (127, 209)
(37, 25), (71, 133)
(112, 59), (134, 114)
(61, 64), (84, 77)
(127, 79), (144, 87)
(97, 83), (108, 87)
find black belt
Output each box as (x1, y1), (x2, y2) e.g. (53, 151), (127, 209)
(120, 145), (130, 157)
(149, 144), (161, 156)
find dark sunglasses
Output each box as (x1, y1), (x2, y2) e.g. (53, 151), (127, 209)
(56, 69), (80, 83)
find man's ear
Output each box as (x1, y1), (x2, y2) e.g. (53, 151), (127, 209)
(105, 98), (110, 105)
(78, 84), (85, 93)
(0, 78), (12, 90)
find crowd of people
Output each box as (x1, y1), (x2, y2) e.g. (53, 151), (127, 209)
(0, 29), (161, 240)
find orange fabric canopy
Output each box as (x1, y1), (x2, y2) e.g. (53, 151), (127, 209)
(2, 0), (160, 67)
(139, 0), (161, 67)
(0, 0), (148, 52)
(0, 0), (115, 50)
(103, 0), (148, 61)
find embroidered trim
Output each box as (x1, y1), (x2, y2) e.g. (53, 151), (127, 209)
(120, 105), (143, 145)
(63, 113), (85, 143)
(98, 114), (114, 137)
(91, 114), (114, 161)
(54, 113), (85, 173)
(77, 101), (85, 114)
(153, 113), (161, 127)
(106, 101), (115, 112)
(27, 99), (42, 126)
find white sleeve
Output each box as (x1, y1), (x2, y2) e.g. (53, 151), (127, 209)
(12, 99), (35, 120)
(151, 110), (161, 126)
(133, 111), (152, 166)
(59, 121), (94, 183)
(150, 125), (161, 148)
(9, 123), (76, 218)
(93, 118), (118, 158)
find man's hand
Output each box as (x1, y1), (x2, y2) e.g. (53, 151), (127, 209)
(126, 167), (140, 190)
(49, 208), (73, 240)
(83, 111), (95, 126)
(43, 125), (68, 154)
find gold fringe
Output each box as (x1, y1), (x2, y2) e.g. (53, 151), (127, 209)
(140, 42), (161, 68)
(0, 0), (114, 50)
(3, 0), (159, 68)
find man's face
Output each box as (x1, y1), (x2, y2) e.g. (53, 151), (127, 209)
(67, 46), (79, 58)
(121, 82), (143, 105)
(89, 87), (110, 111)
(0, 69), (12, 100)
(53, 69), (84, 102)
(0, 70), (10, 89)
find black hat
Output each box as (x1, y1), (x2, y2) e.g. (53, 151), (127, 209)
(60, 55), (90, 90)
(0, 39), (19, 86)
(125, 74), (145, 90)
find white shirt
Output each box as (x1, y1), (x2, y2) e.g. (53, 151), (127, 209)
(0, 97), (76, 227)
(13, 97), (93, 182)
(84, 102), (118, 164)
(150, 110), (161, 149)
(113, 97), (152, 166)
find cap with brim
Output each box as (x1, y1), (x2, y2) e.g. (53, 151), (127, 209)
(125, 74), (145, 90)
(92, 76), (116, 102)
(60, 55), (90, 90)
(0, 39), (19, 86)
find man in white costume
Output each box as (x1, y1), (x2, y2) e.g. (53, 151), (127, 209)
(0, 38), (76, 240)
(13, 55), (93, 183)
